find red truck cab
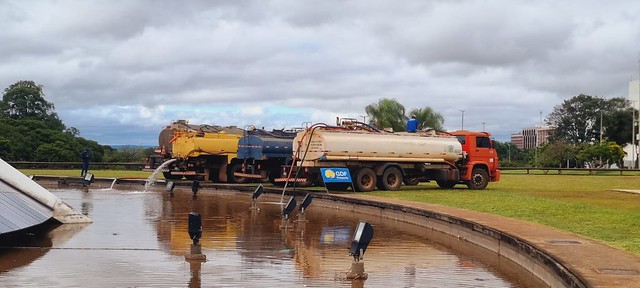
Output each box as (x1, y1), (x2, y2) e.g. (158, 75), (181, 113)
(449, 130), (501, 189)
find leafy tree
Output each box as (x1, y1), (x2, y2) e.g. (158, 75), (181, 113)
(547, 94), (634, 145)
(365, 98), (406, 132)
(35, 141), (78, 161)
(1, 80), (64, 130)
(535, 140), (578, 168)
(0, 81), (104, 162)
(103, 146), (147, 162)
(494, 141), (530, 166)
(577, 141), (625, 168)
(365, 98), (445, 132)
(408, 107), (444, 131)
(0, 136), (14, 160)
(604, 107), (635, 146)
(65, 127), (81, 136)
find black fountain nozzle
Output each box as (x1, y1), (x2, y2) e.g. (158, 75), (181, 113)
(82, 173), (94, 186)
(252, 185), (264, 200)
(299, 194), (312, 214)
(349, 221), (374, 262)
(188, 212), (202, 245)
(282, 197), (297, 220)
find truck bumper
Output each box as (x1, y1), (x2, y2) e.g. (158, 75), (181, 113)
(491, 169), (501, 182)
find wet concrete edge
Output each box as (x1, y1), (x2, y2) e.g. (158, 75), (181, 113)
(39, 176), (640, 288)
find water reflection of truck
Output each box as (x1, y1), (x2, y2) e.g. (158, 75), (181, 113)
(290, 121), (500, 191)
(145, 120), (246, 182)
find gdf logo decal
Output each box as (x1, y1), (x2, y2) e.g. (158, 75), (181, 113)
(324, 169), (336, 179)
(320, 168), (352, 183)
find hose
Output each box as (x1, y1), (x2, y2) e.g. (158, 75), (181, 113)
(280, 123), (327, 203)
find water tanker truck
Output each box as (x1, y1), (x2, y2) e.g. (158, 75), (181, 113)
(289, 122), (500, 191)
(233, 127), (302, 185)
(145, 120), (247, 182)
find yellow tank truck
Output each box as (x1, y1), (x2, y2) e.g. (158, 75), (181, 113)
(151, 120), (247, 183)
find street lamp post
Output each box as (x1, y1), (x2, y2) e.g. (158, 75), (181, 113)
(599, 110), (603, 143)
(360, 115), (367, 124)
(482, 122), (486, 132)
(460, 110), (465, 130)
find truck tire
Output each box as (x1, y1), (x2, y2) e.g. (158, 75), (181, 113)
(436, 180), (456, 189)
(403, 177), (420, 186)
(163, 172), (182, 180)
(354, 168), (376, 192)
(379, 167), (402, 191)
(466, 168), (489, 190)
(228, 163), (249, 184)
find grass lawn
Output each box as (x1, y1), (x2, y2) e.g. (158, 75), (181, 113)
(21, 169), (640, 255)
(368, 173), (640, 255)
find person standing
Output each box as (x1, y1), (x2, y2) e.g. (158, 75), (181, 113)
(80, 149), (90, 177)
(406, 114), (418, 133)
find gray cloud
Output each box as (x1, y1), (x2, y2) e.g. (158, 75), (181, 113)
(2, 0), (639, 145)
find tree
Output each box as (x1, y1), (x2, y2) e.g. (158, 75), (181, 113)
(408, 107), (444, 131)
(0, 81), (104, 162)
(493, 141), (530, 166)
(0, 136), (14, 160)
(577, 141), (625, 168)
(103, 146), (146, 162)
(365, 98), (406, 132)
(547, 94), (634, 145)
(604, 107), (635, 146)
(1, 80), (64, 130)
(535, 140), (578, 168)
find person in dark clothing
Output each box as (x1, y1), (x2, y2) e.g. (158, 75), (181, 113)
(406, 114), (418, 133)
(80, 149), (90, 177)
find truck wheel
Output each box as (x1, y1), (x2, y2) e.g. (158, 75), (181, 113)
(163, 172), (182, 180)
(228, 163), (249, 184)
(403, 177), (420, 186)
(466, 168), (489, 190)
(354, 168), (376, 192)
(436, 180), (456, 189)
(380, 167), (402, 191)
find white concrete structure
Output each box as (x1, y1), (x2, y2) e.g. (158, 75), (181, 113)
(0, 158), (91, 235)
(624, 80), (640, 168)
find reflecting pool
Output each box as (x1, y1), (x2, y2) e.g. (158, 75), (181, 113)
(0, 188), (541, 287)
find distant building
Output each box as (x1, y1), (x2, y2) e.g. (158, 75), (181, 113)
(510, 133), (524, 149)
(511, 125), (553, 149)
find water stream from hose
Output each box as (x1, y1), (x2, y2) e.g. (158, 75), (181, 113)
(144, 159), (177, 191)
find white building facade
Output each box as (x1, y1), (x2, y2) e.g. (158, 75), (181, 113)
(624, 79), (640, 168)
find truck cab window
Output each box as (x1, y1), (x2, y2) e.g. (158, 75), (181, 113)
(456, 135), (466, 145)
(476, 137), (491, 148)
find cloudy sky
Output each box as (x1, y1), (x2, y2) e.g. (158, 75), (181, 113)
(2, 0), (640, 145)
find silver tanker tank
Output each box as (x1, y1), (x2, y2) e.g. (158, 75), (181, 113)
(293, 128), (463, 163)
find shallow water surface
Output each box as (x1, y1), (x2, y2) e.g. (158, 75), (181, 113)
(0, 188), (538, 287)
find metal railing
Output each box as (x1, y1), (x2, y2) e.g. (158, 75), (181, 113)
(7, 161), (146, 170)
(500, 167), (640, 175)
(8, 162), (640, 175)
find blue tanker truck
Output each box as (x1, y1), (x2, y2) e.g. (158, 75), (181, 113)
(233, 128), (301, 185)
